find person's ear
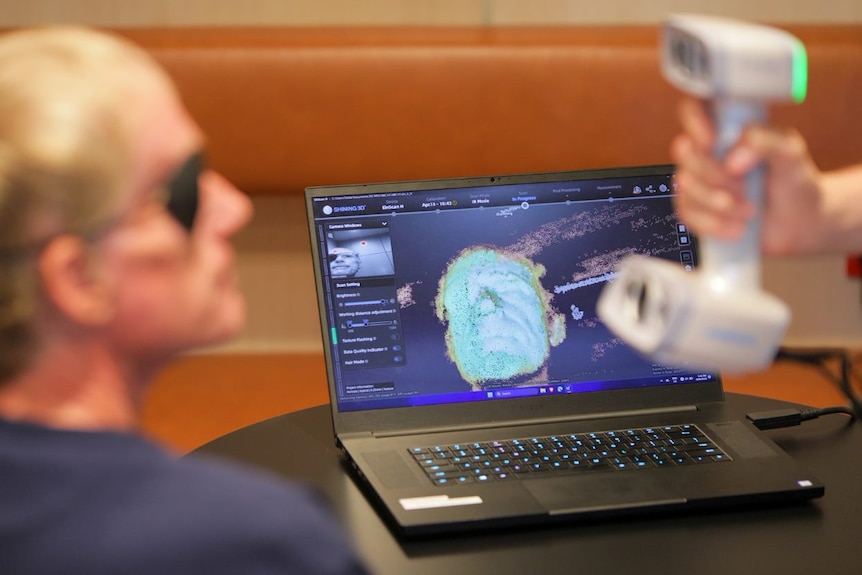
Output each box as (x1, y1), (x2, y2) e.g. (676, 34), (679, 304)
(37, 235), (115, 326)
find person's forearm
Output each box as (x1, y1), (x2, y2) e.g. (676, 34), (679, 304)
(817, 164), (862, 253)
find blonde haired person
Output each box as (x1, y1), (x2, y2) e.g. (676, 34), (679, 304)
(0, 27), (367, 574)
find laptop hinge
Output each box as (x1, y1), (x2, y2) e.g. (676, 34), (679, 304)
(371, 404), (698, 439)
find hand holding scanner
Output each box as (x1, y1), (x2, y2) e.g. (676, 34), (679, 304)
(597, 14), (808, 373)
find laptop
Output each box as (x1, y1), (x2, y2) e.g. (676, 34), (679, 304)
(304, 164), (824, 537)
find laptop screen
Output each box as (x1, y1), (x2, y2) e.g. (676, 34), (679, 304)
(306, 166), (715, 414)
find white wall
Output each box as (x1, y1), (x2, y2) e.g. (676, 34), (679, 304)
(5, 1), (862, 351)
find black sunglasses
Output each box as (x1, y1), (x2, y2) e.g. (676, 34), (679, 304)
(164, 151), (203, 231)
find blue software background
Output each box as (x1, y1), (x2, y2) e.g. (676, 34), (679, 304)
(332, 195), (687, 404)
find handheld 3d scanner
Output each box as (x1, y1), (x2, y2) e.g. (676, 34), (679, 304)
(597, 14), (808, 373)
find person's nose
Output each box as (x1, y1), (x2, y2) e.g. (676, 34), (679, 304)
(199, 170), (253, 237)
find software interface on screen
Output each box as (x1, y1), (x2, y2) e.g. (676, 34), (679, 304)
(309, 171), (714, 412)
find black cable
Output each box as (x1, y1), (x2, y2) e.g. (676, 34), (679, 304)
(773, 347), (862, 422)
(839, 352), (862, 420)
(816, 405), (857, 418)
(746, 405), (855, 430)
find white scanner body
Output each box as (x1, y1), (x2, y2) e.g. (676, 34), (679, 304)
(597, 14), (807, 373)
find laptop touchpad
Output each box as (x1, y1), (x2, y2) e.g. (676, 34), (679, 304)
(524, 473), (686, 514)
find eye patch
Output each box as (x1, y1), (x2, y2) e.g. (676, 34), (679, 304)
(164, 151), (203, 231)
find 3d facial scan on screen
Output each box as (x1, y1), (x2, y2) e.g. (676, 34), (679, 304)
(386, 200), (686, 395)
(435, 246), (566, 390)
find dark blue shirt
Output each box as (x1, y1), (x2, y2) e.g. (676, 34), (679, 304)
(0, 417), (370, 575)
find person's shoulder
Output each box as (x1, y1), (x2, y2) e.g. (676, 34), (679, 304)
(138, 454), (369, 574)
(159, 452), (331, 527)
(0, 426), (369, 575)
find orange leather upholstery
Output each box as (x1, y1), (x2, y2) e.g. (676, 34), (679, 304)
(111, 26), (862, 196)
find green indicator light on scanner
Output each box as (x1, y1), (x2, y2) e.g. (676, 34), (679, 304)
(331, 327), (338, 345)
(792, 39), (808, 103)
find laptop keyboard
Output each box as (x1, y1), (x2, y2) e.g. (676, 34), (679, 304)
(409, 424), (731, 486)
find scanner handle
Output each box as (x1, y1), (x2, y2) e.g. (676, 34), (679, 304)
(699, 99), (766, 292)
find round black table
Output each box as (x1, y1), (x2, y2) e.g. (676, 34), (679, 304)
(191, 393), (862, 574)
